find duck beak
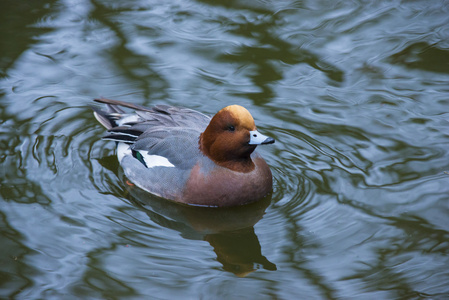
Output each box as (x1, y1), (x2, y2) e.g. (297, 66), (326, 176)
(249, 130), (275, 145)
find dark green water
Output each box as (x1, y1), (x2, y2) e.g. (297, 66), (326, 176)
(1, 0), (449, 299)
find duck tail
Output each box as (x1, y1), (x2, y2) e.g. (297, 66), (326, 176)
(92, 98), (145, 143)
(92, 97), (137, 129)
(91, 105), (119, 130)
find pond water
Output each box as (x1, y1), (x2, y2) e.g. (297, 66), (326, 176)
(1, 0), (449, 299)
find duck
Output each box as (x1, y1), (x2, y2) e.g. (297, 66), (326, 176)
(92, 98), (274, 207)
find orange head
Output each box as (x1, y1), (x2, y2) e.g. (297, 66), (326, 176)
(199, 105), (274, 172)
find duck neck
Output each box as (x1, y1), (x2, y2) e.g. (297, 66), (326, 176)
(199, 134), (255, 173)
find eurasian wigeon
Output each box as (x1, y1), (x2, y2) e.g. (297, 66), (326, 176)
(92, 98), (274, 207)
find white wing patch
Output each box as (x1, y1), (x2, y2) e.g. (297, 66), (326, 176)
(141, 153), (175, 168)
(116, 142), (174, 168)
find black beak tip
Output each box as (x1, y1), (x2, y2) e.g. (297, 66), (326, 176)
(262, 137), (275, 145)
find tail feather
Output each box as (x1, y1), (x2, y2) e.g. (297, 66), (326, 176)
(91, 105), (116, 129)
(92, 99), (147, 142)
(91, 98), (134, 129)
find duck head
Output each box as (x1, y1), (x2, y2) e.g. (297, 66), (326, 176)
(199, 105), (274, 172)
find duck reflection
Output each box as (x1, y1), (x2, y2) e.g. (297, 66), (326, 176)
(204, 226), (277, 276)
(99, 155), (276, 276)
(126, 185), (276, 277)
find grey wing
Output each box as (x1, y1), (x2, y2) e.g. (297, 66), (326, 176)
(92, 99), (210, 199)
(93, 98), (211, 132)
(132, 127), (203, 170)
(122, 128), (203, 199)
(136, 105), (211, 131)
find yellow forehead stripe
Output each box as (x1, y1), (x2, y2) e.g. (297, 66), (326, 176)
(223, 105), (255, 129)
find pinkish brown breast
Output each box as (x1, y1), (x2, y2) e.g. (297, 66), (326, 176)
(180, 157), (272, 207)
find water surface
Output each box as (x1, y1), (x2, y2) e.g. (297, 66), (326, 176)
(1, 0), (449, 299)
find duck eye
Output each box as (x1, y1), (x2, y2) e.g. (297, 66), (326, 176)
(228, 125), (235, 132)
